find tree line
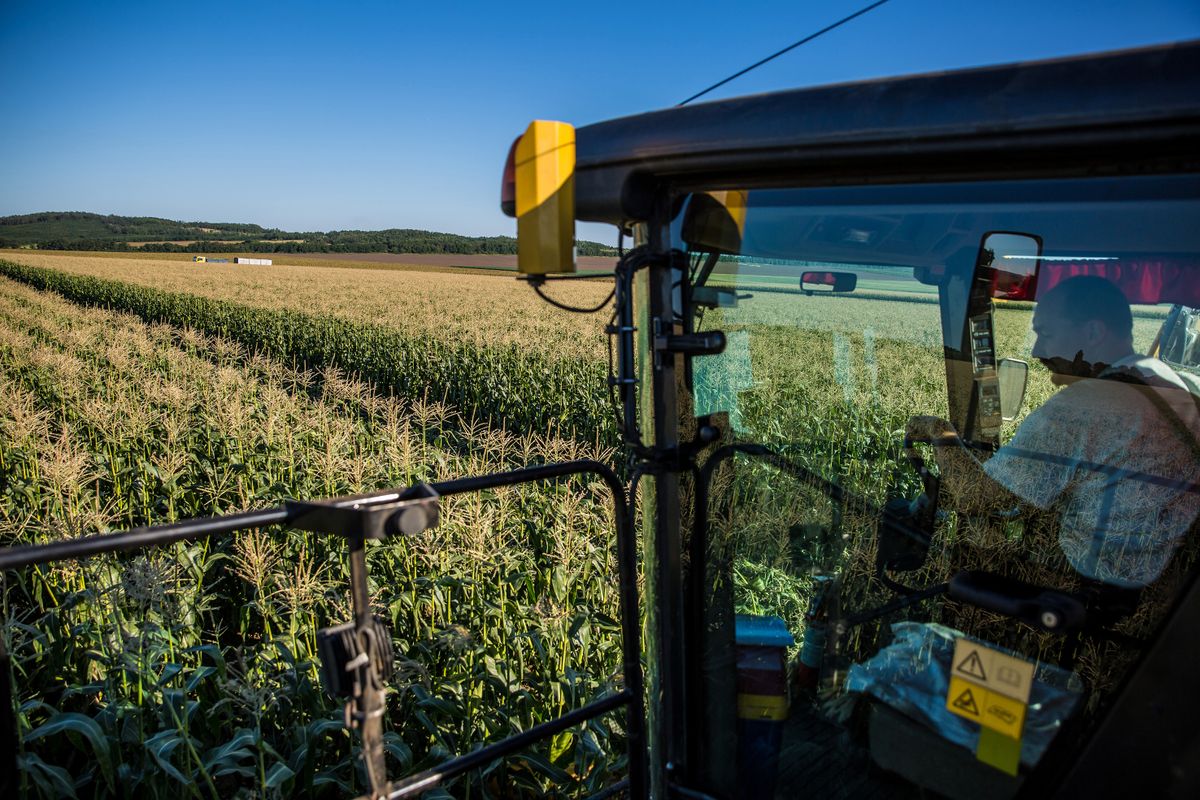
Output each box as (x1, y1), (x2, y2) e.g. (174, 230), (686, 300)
(0, 212), (617, 256)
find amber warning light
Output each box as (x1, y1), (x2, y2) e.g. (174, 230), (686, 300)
(500, 136), (520, 218)
(501, 120), (576, 276)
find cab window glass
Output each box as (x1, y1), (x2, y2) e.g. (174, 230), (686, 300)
(674, 175), (1200, 797)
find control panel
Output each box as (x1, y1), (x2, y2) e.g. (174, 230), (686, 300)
(969, 312), (1002, 440)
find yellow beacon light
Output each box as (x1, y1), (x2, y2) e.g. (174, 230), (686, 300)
(505, 120), (576, 276)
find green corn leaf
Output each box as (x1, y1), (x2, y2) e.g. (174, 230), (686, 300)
(183, 644), (227, 677)
(264, 762), (295, 790)
(24, 711), (114, 791)
(312, 770), (351, 792)
(16, 752), (79, 800)
(203, 728), (257, 775)
(517, 750), (571, 785)
(306, 717), (345, 739)
(143, 729), (191, 786)
(417, 694), (465, 719)
(156, 662), (184, 687)
(383, 731), (413, 770)
(549, 730), (574, 762)
(185, 665), (217, 692)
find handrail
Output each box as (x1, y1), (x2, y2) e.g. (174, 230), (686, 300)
(0, 459), (647, 799)
(0, 507), (292, 570)
(384, 691), (631, 799)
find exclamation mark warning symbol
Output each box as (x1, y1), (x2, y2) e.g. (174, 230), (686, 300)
(956, 649), (988, 682)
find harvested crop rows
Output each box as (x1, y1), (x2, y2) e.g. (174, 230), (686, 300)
(0, 273), (626, 798)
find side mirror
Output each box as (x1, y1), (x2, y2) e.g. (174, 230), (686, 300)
(800, 270), (857, 295)
(681, 191), (748, 255)
(998, 358), (1028, 421)
(981, 232), (1042, 300)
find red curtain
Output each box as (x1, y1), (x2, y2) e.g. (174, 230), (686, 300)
(1035, 261), (1200, 306)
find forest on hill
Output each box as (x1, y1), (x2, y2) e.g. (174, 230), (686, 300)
(0, 211), (617, 256)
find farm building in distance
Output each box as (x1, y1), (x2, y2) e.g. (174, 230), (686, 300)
(234, 257), (272, 265)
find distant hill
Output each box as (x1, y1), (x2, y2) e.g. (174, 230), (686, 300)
(0, 211), (617, 256)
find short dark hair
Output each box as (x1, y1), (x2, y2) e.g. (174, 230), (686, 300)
(1039, 275), (1133, 339)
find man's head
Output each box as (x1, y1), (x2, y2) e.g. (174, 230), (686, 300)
(1031, 275), (1135, 383)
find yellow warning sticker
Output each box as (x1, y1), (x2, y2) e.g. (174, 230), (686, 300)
(977, 727), (1022, 776)
(946, 675), (1027, 738)
(736, 692), (788, 721)
(951, 638), (1036, 703)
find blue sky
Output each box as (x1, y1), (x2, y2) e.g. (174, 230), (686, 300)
(2, 1), (1197, 245)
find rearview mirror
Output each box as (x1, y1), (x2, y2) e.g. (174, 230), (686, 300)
(801, 271), (857, 295)
(998, 358), (1028, 421)
(981, 232), (1041, 300)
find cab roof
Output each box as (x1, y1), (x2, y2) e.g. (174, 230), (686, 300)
(573, 40), (1200, 224)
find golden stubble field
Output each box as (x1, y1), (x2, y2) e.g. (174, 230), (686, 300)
(1, 252), (614, 362)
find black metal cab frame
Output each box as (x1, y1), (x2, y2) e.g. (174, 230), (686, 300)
(574, 41), (1200, 225)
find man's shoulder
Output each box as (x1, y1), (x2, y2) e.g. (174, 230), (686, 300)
(1106, 355), (1189, 391)
(1026, 375), (1155, 428)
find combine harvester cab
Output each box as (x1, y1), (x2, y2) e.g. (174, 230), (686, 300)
(506, 40), (1200, 799)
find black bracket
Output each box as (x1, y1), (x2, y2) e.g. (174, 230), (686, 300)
(948, 570), (1088, 633)
(286, 482), (440, 540)
(654, 330), (727, 356)
(287, 483), (438, 799)
(317, 617), (396, 699)
(633, 423), (722, 475)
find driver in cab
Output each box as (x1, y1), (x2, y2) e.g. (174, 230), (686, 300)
(908, 275), (1200, 592)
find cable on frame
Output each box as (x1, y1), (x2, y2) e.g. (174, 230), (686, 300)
(678, 0), (893, 106)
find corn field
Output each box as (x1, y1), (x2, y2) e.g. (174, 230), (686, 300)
(0, 259), (615, 450)
(0, 268), (628, 798)
(1, 253), (1171, 797)
(0, 253), (613, 362)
